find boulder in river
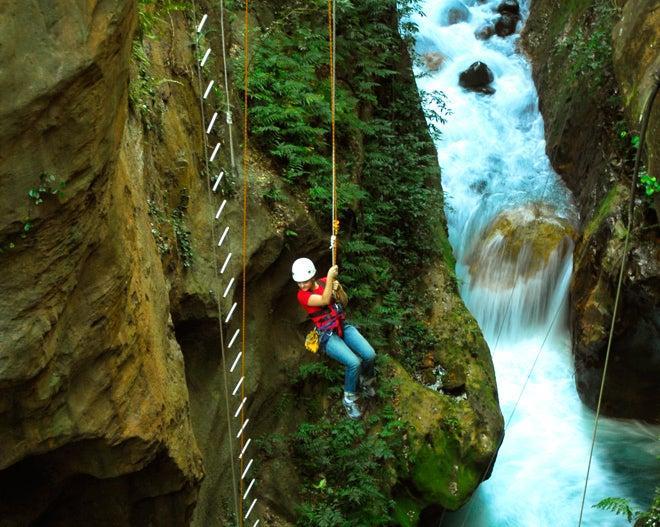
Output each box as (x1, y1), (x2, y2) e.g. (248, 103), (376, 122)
(497, 0), (520, 16)
(439, 0), (471, 26)
(423, 52), (446, 72)
(458, 61), (495, 94)
(495, 13), (520, 37)
(467, 203), (576, 288)
(475, 23), (495, 40)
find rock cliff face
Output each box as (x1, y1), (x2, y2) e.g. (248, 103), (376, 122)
(522, 0), (659, 422)
(0, 1), (204, 524)
(0, 1), (503, 525)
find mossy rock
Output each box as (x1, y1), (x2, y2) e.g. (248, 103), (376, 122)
(468, 202), (576, 287)
(388, 358), (501, 510)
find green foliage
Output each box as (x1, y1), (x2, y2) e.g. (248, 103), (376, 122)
(555, 1), (617, 88)
(130, 0), (189, 131)
(147, 190), (194, 268)
(593, 488), (660, 525)
(262, 184), (287, 205)
(242, 0), (445, 367)
(639, 170), (660, 197)
(1, 172), (66, 253)
(27, 172), (65, 206)
(616, 128), (658, 198)
(594, 497), (636, 522)
(294, 361), (342, 385)
(171, 188), (194, 268)
(292, 385), (408, 526)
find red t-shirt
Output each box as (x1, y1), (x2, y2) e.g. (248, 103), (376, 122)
(297, 277), (327, 314)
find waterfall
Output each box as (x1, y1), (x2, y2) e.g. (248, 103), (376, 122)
(406, 0), (660, 525)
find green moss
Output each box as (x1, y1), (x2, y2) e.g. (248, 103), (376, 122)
(549, 0), (591, 37)
(583, 183), (627, 240)
(411, 432), (480, 509)
(392, 493), (422, 527)
(439, 229), (456, 274)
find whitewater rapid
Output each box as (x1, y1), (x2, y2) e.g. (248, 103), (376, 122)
(407, 0), (659, 525)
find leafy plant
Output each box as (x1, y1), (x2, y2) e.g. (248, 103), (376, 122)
(639, 170), (660, 197)
(241, 0), (444, 369)
(593, 488), (660, 525)
(555, 1), (618, 88)
(27, 173), (65, 206)
(292, 374), (408, 526)
(146, 190), (194, 268)
(130, 0), (189, 131)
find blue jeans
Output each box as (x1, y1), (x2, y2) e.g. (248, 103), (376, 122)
(321, 324), (375, 393)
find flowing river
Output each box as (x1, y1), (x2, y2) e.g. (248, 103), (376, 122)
(406, 0), (660, 525)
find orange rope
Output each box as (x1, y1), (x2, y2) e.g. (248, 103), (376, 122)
(240, 1), (249, 524)
(328, 0), (338, 266)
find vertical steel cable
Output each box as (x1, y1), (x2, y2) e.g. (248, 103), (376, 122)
(190, 1), (240, 520)
(239, 0), (250, 524)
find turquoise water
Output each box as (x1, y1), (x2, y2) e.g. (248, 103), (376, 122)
(407, 0), (660, 525)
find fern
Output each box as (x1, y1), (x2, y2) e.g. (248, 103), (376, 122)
(594, 497), (635, 521)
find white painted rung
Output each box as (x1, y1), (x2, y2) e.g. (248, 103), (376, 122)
(220, 252), (232, 274)
(244, 478), (255, 500)
(230, 350), (242, 373)
(241, 458), (253, 479)
(239, 437), (251, 459)
(200, 48), (211, 67)
(209, 142), (220, 162)
(226, 302), (238, 323)
(207, 112), (218, 134)
(197, 14), (208, 33)
(223, 277), (235, 298)
(232, 376), (244, 396)
(237, 419), (250, 440)
(245, 498), (257, 519)
(217, 226), (229, 247)
(253, 520), (260, 527)
(215, 199), (227, 219)
(228, 329), (240, 349)
(203, 80), (214, 99)
(234, 397), (247, 418)
(212, 171), (224, 192)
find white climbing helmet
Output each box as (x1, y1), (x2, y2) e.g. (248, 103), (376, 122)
(292, 258), (316, 282)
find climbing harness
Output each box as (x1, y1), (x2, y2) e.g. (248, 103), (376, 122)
(304, 278), (347, 337)
(577, 71), (660, 527)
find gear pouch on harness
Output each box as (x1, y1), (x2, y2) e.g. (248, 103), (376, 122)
(305, 329), (320, 353)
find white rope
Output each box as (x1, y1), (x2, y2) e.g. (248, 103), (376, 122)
(220, 0), (237, 172)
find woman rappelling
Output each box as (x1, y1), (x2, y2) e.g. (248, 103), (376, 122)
(292, 257), (377, 419)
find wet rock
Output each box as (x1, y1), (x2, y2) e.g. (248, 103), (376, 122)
(439, 1), (471, 26)
(497, 0), (520, 16)
(475, 23), (495, 40)
(389, 355), (502, 510)
(470, 180), (488, 194)
(495, 13), (520, 37)
(522, 0), (660, 421)
(0, 0), (206, 524)
(459, 61), (496, 94)
(423, 52), (446, 72)
(467, 203), (576, 287)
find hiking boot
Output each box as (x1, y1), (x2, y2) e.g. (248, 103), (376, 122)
(360, 375), (376, 398)
(342, 392), (362, 420)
